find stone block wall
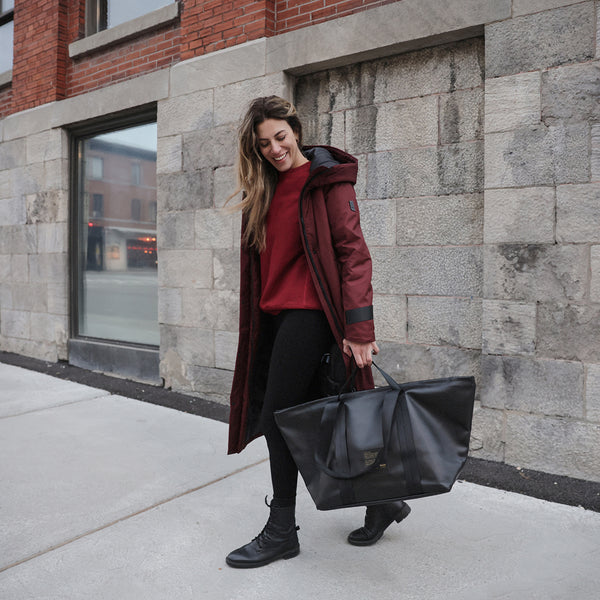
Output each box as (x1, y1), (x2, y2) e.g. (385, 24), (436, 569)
(481, 0), (600, 481)
(295, 36), (487, 456)
(0, 128), (70, 362)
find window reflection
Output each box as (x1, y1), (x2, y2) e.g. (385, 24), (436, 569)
(78, 123), (158, 346)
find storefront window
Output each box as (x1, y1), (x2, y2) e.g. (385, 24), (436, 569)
(75, 122), (158, 346)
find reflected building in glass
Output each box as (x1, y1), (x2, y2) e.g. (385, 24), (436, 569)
(77, 123), (159, 346)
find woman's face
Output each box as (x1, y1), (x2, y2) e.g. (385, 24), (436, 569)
(256, 118), (307, 172)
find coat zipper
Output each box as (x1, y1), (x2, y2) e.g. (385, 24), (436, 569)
(299, 171), (345, 340)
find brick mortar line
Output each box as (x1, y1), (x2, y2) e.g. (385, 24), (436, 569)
(0, 457), (268, 574)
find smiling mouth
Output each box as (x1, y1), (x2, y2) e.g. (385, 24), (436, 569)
(273, 152), (288, 162)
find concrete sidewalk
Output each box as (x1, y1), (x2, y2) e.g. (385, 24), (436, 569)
(1, 362), (599, 600)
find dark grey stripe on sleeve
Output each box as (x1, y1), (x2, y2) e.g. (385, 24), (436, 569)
(345, 305), (374, 325)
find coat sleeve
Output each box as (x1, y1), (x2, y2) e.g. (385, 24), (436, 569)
(324, 182), (375, 343)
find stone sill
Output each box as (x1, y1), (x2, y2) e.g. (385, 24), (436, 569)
(69, 2), (179, 59)
(0, 69), (12, 88)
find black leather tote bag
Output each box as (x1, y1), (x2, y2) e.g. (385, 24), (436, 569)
(274, 364), (476, 511)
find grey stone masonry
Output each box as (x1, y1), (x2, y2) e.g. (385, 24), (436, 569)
(485, 2), (595, 78)
(480, 0), (600, 483)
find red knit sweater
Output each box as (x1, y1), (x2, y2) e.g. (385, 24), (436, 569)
(259, 161), (322, 314)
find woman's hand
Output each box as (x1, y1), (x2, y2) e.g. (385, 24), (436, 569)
(342, 339), (380, 368)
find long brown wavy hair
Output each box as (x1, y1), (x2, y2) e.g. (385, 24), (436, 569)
(228, 95), (304, 252)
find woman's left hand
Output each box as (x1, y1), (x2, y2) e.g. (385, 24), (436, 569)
(342, 339), (380, 368)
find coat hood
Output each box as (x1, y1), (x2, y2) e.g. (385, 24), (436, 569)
(302, 145), (358, 188)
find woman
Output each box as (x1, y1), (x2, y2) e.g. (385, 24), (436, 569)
(226, 96), (410, 568)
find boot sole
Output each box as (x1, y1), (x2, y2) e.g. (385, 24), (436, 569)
(225, 546), (300, 569)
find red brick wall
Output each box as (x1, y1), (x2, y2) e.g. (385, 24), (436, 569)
(10, 0), (69, 111)
(275, 0), (395, 34)
(1, 0), (398, 117)
(180, 0), (275, 60)
(68, 26), (181, 97)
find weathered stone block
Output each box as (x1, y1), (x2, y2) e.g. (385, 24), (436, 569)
(157, 250), (212, 289)
(592, 123), (600, 180)
(158, 287), (182, 325)
(440, 87), (483, 144)
(373, 294), (406, 343)
(371, 246), (482, 296)
(505, 413), (600, 482)
(374, 38), (484, 102)
(47, 282), (68, 316)
(556, 183), (600, 242)
(215, 330), (238, 370)
(541, 61), (600, 125)
(214, 72), (290, 126)
(586, 364), (600, 423)
(0, 309), (30, 339)
(374, 96), (438, 150)
(3, 224), (37, 254)
(26, 129), (67, 164)
(485, 3), (595, 78)
(367, 143), (482, 199)
(30, 312), (64, 343)
(156, 135), (182, 174)
(397, 193), (483, 246)
(345, 105), (377, 154)
(181, 288), (218, 329)
(157, 210), (195, 250)
(195, 209), (235, 249)
(484, 71), (541, 133)
(437, 141), (484, 195)
(481, 354), (584, 417)
(36, 223), (68, 254)
(485, 124), (589, 188)
(359, 199), (396, 247)
(157, 90), (213, 137)
(0, 255), (10, 281)
(0, 170), (11, 199)
(214, 166), (236, 208)
(216, 290), (239, 331)
(12, 283), (48, 312)
(160, 324), (214, 367)
(28, 253), (67, 284)
(483, 244), (588, 302)
(482, 299), (536, 356)
(484, 187), (554, 243)
(469, 404), (505, 462)
(187, 365), (234, 404)
(0, 138), (26, 170)
(11, 254), (29, 283)
(513, 0), (584, 17)
(183, 123), (237, 170)
(157, 169), (213, 211)
(591, 246), (600, 303)
(537, 303), (600, 362)
(0, 198), (26, 226)
(408, 297), (482, 349)
(213, 248), (240, 291)
(374, 341), (481, 386)
(26, 190), (68, 224)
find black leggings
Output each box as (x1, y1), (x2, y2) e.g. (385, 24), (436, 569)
(259, 309), (334, 502)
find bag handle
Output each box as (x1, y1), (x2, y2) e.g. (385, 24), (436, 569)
(314, 363), (402, 480)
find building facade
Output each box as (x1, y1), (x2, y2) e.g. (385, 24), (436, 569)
(1, 0), (599, 483)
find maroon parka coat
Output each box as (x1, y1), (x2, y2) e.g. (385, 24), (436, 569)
(228, 146), (376, 454)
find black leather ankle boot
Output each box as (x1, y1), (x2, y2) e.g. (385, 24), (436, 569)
(226, 499), (300, 568)
(347, 501), (411, 546)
